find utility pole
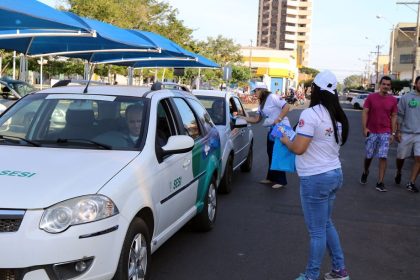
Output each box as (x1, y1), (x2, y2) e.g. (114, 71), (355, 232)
(249, 39), (253, 81)
(397, 1), (420, 85)
(371, 45), (382, 88)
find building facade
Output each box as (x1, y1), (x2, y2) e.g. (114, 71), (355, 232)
(257, 0), (312, 67)
(390, 23), (420, 81)
(240, 46), (298, 94)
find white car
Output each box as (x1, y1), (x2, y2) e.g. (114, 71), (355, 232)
(351, 93), (369, 109)
(0, 85), (221, 280)
(193, 90), (253, 193)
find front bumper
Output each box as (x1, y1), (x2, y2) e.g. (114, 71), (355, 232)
(0, 210), (129, 280)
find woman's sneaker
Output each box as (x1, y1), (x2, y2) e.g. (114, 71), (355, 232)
(324, 268), (350, 280)
(295, 273), (313, 280)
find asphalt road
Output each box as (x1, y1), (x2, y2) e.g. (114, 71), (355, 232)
(150, 104), (420, 280)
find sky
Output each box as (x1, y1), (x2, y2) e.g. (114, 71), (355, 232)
(40, 0), (419, 81)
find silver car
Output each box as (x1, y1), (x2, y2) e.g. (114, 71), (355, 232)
(0, 78), (36, 112)
(194, 90), (253, 193)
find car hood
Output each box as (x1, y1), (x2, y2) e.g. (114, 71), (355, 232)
(0, 146), (139, 209)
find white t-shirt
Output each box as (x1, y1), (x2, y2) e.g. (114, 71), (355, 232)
(295, 105), (342, 176)
(259, 94), (290, 126)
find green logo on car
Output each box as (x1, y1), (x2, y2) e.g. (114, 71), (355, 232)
(0, 170), (36, 178)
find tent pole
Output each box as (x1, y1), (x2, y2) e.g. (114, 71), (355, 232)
(161, 68), (166, 81)
(40, 57), (43, 90)
(13, 51), (16, 79)
(197, 67), (201, 90)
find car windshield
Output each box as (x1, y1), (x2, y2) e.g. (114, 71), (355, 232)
(0, 93), (148, 151)
(196, 96), (226, 125)
(10, 82), (36, 97)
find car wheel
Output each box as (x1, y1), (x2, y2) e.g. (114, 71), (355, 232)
(218, 155), (233, 194)
(192, 177), (217, 232)
(113, 218), (151, 280)
(354, 103), (360, 109)
(240, 143), (253, 172)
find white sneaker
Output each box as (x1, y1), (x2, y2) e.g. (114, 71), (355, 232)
(272, 184), (284, 189)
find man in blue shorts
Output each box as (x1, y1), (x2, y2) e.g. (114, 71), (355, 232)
(360, 76), (398, 192)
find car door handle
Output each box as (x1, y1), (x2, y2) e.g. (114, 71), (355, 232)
(183, 159), (191, 168)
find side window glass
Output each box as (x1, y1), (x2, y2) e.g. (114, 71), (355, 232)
(233, 97), (245, 116)
(173, 98), (201, 140)
(156, 100), (177, 147)
(229, 98), (236, 115)
(0, 99), (42, 138)
(188, 99), (214, 133)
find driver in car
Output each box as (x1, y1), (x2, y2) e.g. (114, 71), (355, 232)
(125, 104), (143, 146)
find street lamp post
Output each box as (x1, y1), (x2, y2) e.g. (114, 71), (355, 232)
(376, 15), (395, 74)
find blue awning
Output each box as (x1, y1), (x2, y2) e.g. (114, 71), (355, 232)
(94, 52), (219, 68)
(0, 14), (161, 57)
(0, 0), (93, 38)
(0, 1), (216, 68)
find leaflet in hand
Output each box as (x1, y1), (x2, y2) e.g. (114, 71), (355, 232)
(270, 123), (296, 141)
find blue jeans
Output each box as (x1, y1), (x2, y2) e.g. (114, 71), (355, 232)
(300, 168), (346, 280)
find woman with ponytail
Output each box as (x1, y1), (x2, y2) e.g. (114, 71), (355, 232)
(280, 70), (350, 280)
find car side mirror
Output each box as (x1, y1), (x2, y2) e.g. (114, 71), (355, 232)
(233, 117), (248, 128)
(161, 135), (194, 156)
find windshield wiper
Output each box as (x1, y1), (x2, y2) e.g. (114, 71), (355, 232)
(0, 135), (41, 147)
(56, 138), (112, 150)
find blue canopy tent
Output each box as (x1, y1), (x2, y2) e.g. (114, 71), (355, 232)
(0, 0), (94, 41)
(94, 52), (219, 69)
(0, 16), (161, 58)
(0, 1), (216, 86)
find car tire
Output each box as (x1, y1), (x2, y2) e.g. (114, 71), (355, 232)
(354, 103), (360, 109)
(218, 155), (233, 194)
(240, 143), (253, 172)
(192, 177), (217, 232)
(113, 218), (151, 280)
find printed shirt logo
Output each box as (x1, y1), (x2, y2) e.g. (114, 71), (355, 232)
(298, 119), (305, 127)
(409, 99), (419, 108)
(325, 127), (333, 137)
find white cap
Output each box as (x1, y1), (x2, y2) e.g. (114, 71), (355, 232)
(313, 70), (337, 94)
(250, 81), (268, 92)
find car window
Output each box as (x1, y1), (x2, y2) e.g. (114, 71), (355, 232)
(0, 93), (147, 150)
(0, 84), (16, 100)
(173, 97), (201, 140)
(232, 97), (246, 117)
(188, 99), (214, 133)
(0, 97), (42, 138)
(156, 99), (178, 147)
(11, 83), (36, 97)
(195, 96), (226, 125)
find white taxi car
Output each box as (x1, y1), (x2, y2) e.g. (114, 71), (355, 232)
(193, 90), (253, 193)
(0, 85), (221, 280)
(351, 93), (369, 109)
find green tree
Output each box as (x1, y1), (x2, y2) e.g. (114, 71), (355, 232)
(391, 79), (411, 94)
(299, 66), (319, 77)
(343, 74), (363, 90)
(66, 0), (193, 47)
(231, 65), (251, 84)
(195, 35), (242, 66)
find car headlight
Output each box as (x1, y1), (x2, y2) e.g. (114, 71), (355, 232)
(40, 195), (119, 233)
